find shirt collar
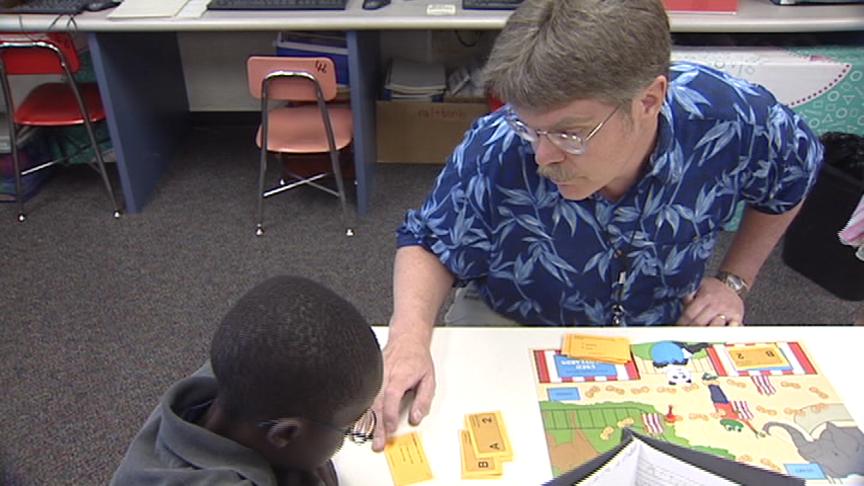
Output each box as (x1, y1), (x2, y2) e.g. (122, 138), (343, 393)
(644, 98), (684, 185)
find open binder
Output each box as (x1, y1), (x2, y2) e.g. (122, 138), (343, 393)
(546, 428), (804, 485)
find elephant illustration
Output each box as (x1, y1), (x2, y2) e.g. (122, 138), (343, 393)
(762, 421), (864, 480)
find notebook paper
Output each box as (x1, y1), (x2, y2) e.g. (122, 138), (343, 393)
(108, 0), (189, 18)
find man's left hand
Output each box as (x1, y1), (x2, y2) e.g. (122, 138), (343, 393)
(677, 277), (744, 326)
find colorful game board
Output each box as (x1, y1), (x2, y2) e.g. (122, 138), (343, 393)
(531, 340), (864, 484)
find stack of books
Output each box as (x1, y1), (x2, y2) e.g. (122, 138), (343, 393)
(384, 58), (446, 102)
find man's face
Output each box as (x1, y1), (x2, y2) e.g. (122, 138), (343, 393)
(511, 98), (645, 201)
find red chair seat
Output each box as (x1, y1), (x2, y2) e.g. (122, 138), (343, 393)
(255, 104), (353, 154)
(14, 82), (105, 126)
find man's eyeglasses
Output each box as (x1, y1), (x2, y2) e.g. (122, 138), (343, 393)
(258, 409), (377, 445)
(504, 105), (620, 155)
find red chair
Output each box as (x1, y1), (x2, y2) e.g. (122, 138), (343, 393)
(0, 33), (121, 222)
(247, 56), (353, 237)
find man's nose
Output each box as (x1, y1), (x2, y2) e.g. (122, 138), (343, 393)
(533, 137), (566, 166)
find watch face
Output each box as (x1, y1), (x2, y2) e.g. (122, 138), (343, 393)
(718, 272), (747, 296)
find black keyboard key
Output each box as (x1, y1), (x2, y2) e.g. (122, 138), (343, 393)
(462, 0), (522, 9)
(207, 0), (347, 10)
(0, 0), (90, 14)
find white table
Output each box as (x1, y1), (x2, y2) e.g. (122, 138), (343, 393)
(333, 326), (864, 485)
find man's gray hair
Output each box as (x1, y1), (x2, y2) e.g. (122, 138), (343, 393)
(483, 0), (671, 111)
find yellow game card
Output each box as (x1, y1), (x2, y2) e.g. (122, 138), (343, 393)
(728, 344), (790, 370)
(384, 432), (434, 486)
(465, 411), (514, 461)
(460, 430), (502, 479)
(562, 334), (632, 364)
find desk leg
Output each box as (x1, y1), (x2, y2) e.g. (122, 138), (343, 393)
(88, 33), (189, 213)
(347, 31), (380, 218)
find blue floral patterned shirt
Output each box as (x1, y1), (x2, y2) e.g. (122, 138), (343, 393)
(396, 62), (823, 326)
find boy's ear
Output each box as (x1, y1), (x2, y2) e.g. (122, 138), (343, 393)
(265, 418), (305, 448)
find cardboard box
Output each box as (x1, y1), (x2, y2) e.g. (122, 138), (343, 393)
(672, 45), (864, 135)
(376, 100), (489, 164)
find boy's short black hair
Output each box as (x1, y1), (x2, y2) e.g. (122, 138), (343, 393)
(210, 276), (382, 422)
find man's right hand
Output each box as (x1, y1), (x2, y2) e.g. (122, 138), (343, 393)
(371, 334), (436, 452)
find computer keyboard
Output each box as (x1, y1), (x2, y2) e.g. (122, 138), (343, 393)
(207, 0), (347, 10)
(0, 0), (90, 14)
(462, 0), (522, 9)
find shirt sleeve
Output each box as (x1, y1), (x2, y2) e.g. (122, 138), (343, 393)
(739, 98), (824, 214)
(395, 114), (502, 282)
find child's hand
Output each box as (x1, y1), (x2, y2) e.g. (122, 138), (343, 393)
(315, 460), (338, 486)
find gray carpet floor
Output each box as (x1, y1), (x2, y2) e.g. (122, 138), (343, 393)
(1, 124), (860, 486)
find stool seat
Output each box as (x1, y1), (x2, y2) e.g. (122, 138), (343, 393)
(256, 105), (353, 153)
(15, 83), (105, 126)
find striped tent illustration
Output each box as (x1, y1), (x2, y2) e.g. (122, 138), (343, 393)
(731, 400), (754, 420)
(751, 375), (777, 395)
(642, 413), (664, 435)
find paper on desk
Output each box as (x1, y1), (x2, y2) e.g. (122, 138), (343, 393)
(175, 0), (208, 18)
(108, 0), (190, 18)
(563, 333), (632, 364)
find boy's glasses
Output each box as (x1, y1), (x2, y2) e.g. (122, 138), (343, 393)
(504, 105), (619, 155)
(258, 409), (377, 445)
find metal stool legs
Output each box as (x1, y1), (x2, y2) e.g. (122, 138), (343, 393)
(0, 65), (26, 222)
(324, 126), (353, 238)
(77, 94), (122, 219)
(252, 65), (354, 237)
(0, 45), (122, 221)
(255, 141), (268, 237)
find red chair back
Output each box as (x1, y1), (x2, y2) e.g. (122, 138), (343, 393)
(247, 56), (337, 102)
(0, 33), (81, 75)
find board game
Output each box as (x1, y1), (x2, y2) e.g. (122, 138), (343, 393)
(531, 340), (864, 484)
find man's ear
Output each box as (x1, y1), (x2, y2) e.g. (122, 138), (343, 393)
(266, 418), (305, 448)
(636, 75), (668, 119)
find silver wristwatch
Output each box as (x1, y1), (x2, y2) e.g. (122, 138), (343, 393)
(715, 271), (750, 297)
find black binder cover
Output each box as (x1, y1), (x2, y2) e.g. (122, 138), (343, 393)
(545, 428), (804, 486)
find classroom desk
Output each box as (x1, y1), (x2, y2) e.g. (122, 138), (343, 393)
(332, 326), (864, 485)
(2, 1), (863, 215)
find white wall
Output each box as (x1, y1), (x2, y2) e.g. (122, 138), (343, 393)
(178, 31), (275, 112)
(379, 30), (495, 71)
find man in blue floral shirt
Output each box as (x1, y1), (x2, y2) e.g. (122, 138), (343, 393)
(371, 0), (822, 451)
